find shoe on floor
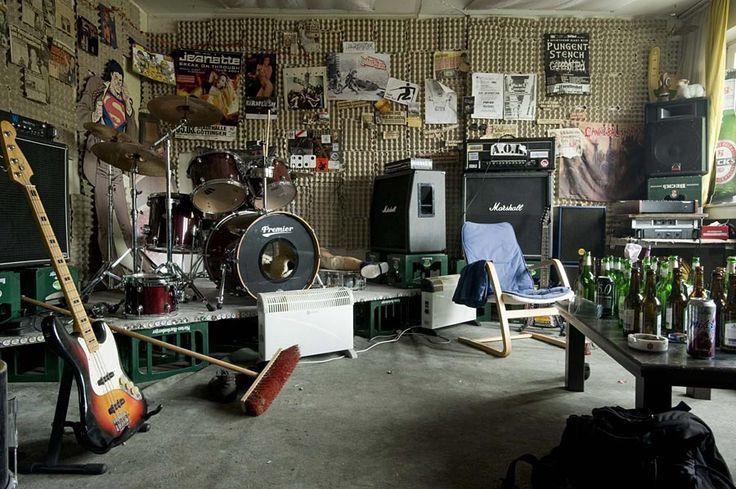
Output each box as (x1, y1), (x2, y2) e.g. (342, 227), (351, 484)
(361, 262), (389, 279)
(207, 368), (237, 403)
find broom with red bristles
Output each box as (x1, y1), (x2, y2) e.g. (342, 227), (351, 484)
(21, 296), (300, 416)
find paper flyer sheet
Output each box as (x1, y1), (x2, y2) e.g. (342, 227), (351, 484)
(471, 72), (504, 119)
(326, 52), (391, 101)
(425, 79), (457, 124)
(504, 74), (537, 120)
(384, 77), (419, 105)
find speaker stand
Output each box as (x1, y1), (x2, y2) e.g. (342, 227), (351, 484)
(20, 364), (107, 475)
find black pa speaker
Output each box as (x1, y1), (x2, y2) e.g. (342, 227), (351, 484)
(370, 170), (446, 253)
(553, 205), (606, 265)
(645, 97), (708, 177)
(463, 172), (552, 259)
(0, 135), (69, 267)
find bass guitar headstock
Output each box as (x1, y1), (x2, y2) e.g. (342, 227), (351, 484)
(0, 120), (34, 187)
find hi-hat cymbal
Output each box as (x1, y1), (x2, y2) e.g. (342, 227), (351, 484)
(83, 122), (133, 142)
(91, 142), (166, 177)
(147, 95), (223, 127)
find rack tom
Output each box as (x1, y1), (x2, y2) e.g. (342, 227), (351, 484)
(187, 151), (247, 214)
(123, 273), (177, 316)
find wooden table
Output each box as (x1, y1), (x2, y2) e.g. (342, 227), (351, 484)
(558, 305), (736, 412)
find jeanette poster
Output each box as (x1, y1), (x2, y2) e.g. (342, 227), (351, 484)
(173, 49), (243, 141)
(551, 123), (645, 201)
(544, 33), (590, 95)
(243, 53), (277, 119)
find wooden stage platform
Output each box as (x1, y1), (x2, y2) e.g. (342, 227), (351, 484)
(0, 281), (420, 349)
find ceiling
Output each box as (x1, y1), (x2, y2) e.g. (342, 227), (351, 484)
(134, 0), (705, 21)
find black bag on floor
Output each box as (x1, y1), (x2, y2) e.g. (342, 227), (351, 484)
(502, 402), (734, 489)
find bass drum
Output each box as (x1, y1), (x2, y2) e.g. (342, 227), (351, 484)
(204, 211), (320, 298)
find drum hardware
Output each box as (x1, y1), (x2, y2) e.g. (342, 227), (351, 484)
(216, 263), (228, 309)
(147, 94), (224, 313)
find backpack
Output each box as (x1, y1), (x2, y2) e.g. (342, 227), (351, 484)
(502, 402), (734, 489)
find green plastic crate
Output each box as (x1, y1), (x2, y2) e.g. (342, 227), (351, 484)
(4, 343), (64, 383)
(354, 296), (421, 339)
(21, 265), (80, 312)
(0, 271), (21, 324)
(116, 322), (209, 383)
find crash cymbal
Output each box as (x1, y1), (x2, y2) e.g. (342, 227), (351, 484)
(91, 141), (166, 177)
(83, 122), (133, 142)
(147, 95), (223, 127)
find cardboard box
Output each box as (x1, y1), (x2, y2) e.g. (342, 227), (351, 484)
(647, 176), (702, 202)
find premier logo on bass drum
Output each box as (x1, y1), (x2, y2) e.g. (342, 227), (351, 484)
(261, 225), (294, 237)
(488, 202), (525, 212)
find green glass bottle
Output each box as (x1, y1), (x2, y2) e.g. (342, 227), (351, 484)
(578, 251), (596, 301)
(666, 267), (688, 337)
(641, 268), (661, 335)
(712, 107), (736, 205)
(711, 268), (727, 349)
(721, 274), (736, 353)
(726, 256), (736, 288)
(617, 260), (632, 325)
(656, 261), (671, 326)
(688, 257), (701, 287)
(622, 266), (643, 335)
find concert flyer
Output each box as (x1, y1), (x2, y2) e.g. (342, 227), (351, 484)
(173, 48), (243, 141)
(243, 53), (277, 119)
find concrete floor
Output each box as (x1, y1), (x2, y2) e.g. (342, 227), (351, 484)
(9, 322), (736, 489)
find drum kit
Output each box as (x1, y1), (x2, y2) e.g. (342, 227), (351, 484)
(83, 95), (320, 317)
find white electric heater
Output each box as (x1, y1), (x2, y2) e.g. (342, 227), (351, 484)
(257, 287), (356, 361)
(421, 275), (477, 329)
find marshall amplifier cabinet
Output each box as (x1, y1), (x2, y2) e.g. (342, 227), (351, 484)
(370, 170), (446, 253)
(464, 172), (552, 259)
(465, 138), (555, 172)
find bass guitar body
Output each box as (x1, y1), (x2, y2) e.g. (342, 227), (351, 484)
(42, 315), (148, 454)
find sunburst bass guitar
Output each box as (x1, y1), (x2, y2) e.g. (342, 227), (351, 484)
(0, 120), (154, 454)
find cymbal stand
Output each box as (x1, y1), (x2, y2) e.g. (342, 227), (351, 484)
(261, 109), (272, 214)
(151, 121), (214, 312)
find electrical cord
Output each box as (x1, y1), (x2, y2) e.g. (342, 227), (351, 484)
(299, 326), (451, 364)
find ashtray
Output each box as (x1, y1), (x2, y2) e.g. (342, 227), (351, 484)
(627, 333), (668, 353)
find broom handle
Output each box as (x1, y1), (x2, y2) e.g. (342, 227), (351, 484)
(21, 296), (258, 378)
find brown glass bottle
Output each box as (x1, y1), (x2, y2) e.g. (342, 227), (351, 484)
(641, 268), (661, 335)
(711, 268), (727, 349)
(690, 266), (707, 299)
(622, 266), (643, 335)
(722, 274), (736, 352)
(666, 267), (688, 336)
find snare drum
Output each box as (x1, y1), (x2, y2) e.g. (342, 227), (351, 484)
(244, 158), (297, 211)
(187, 151), (247, 214)
(123, 273), (177, 316)
(204, 211), (320, 298)
(145, 192), (201, 253)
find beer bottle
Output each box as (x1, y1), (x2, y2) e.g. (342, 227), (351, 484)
(666, 267), (688, 336)
(578, 251), (596, 302)
(622, 266), (643, 335)
(641, 268), (661, 335)
(726, 256), (736, 289)
(596, 259), (615, 319)
(711, 268), (727, 348)
(688, 257), (701, 287)
(656, 261), (671, 325)
(721, 274), (736, 353)
(690, 265), (707, 300)
(617, 260), (631, 323)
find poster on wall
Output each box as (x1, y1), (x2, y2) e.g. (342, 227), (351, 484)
(48, 40), (75, 85)
(0, 2), (8, 49)
(98, 3), (117, 48)
(326, 52), (390, 101)
(55, 0), (72, 36)
(132, 43), (175, 85)
(77, 16), (99, 55)
(22, 0), (44, 32)
(544, 33), (590, 95)
(383, 77), (419, 105)
(283, 66), (326, 110)
(471, 72), (504, 119)
(243, 53), (277, 119)
(550, 123), (645, 201)
(433, 51), (470, 79)
(503, 74), (536, 120)
(424, 79), (457, 124)
(10, 26), (46, 73)
(42, 0), (54, 27)
(173, 49), (243, 141)
(23, 67), (48, 103)
(297, 20), (320, 53)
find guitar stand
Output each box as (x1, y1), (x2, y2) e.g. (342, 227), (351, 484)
(20, 363), (151, 476)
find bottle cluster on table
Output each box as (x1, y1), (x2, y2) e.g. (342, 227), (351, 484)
(576, 252), (736, 357)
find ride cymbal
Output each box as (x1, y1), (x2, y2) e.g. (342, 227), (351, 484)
(147, 95), (223, 127)
(91, 141), (166, 176)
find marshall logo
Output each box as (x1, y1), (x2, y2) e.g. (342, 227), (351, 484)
(488, 202), (525, 212)
(261, 225), (294, 237)
(382, 205), (397, 214)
